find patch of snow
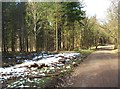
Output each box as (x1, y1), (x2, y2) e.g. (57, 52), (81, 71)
(0, 52), (81, 83)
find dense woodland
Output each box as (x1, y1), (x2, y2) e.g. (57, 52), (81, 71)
(2, 1), (118, 53)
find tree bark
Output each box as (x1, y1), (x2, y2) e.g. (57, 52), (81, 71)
(55, 2), (58, 52)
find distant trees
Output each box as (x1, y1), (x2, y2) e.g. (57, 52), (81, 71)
(2, 2), (112, 53)
(81, 16), (110, 49)
(102, 0), (119, 49)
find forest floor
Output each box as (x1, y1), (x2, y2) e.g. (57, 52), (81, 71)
(51, 45), (118, 87)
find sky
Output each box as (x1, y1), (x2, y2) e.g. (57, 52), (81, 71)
(83, 0), (111, 22)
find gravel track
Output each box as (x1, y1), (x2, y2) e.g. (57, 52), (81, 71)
(65, 45), (118, 87)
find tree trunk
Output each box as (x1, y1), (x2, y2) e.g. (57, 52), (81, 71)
(11, 32), (15, 52)
(26, 36), (29, 52)
(58, 27), (61, 50)
(55, 3), (58, 52)
(72, 23), (75, 50)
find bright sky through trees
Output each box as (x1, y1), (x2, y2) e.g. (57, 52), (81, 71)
(83, 0), (111, 22)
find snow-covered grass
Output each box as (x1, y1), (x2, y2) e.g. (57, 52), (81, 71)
(7, 77), (51, 88)
(1, 52), (81, 88)
(1, 50), (95, 88)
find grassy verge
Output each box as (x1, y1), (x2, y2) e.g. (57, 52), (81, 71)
(77, 49), (94, 58)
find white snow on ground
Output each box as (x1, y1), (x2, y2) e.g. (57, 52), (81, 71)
(0, 52), (80, 82)
(37, 57), (62, 65)
(33, 55), (42, 60)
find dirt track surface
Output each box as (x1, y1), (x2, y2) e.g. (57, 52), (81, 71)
(66, 45), (118, 87)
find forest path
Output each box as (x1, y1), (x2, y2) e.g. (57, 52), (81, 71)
(65, 45), (118, 87)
